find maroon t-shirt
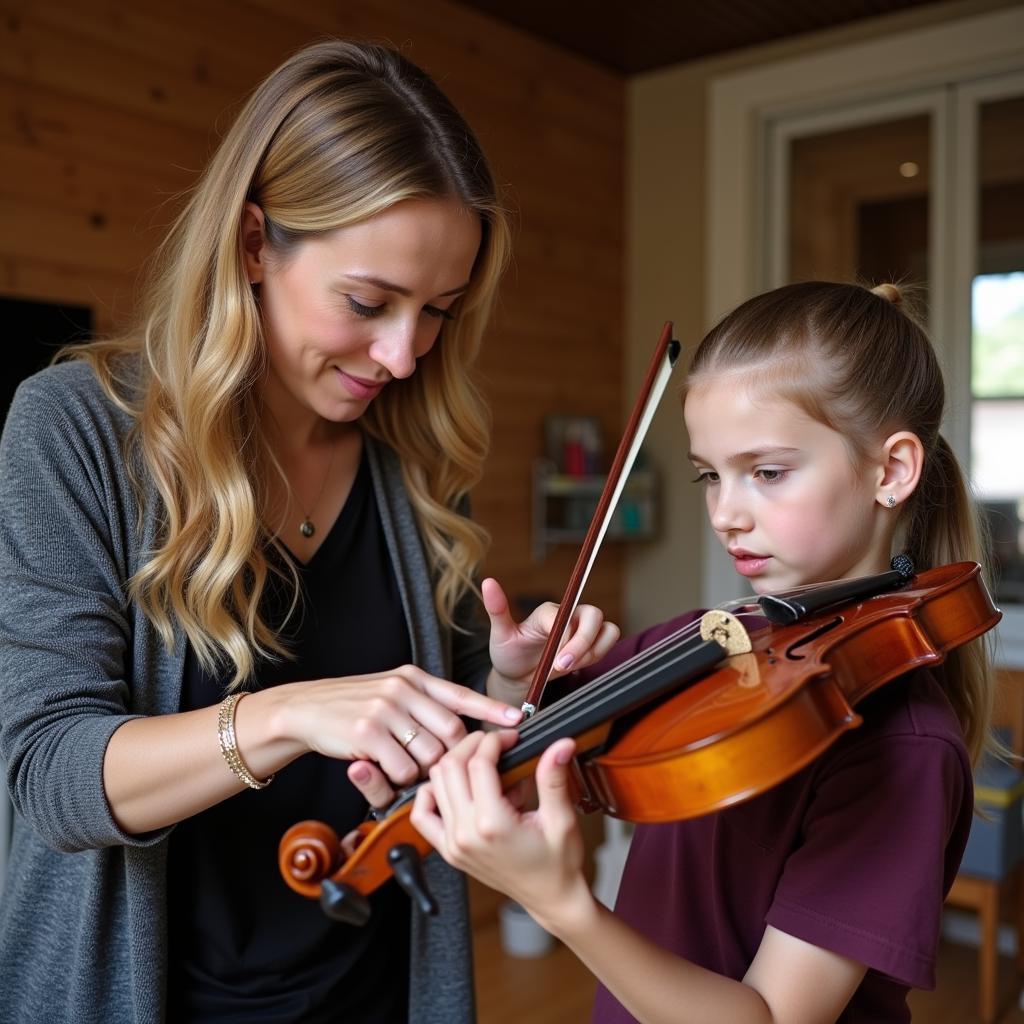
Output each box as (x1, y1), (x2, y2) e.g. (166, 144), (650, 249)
(576, 613), (973, 1024)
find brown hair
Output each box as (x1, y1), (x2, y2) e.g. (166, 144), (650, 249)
(686, 281), (994, 764)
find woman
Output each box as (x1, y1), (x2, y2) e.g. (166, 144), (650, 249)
(0, 40), (616, 1024)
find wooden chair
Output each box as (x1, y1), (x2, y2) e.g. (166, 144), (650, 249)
(945, 667), (1024, 1023)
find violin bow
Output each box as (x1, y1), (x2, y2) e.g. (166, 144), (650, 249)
(520, 322), (681, 716)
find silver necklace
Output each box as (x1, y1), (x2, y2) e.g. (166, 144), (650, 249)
(286, 438), (338, 539)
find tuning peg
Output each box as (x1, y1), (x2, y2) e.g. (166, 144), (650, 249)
(319, 878), (372, 926)
(388, 844), (438, 916)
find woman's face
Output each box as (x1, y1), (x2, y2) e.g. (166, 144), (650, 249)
(246, 198), (482, 432)
(684, 374), (892, 594)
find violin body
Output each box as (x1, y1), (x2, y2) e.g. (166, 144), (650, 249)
(578, 560), (999, 822)
(279, 561), (1000, 917)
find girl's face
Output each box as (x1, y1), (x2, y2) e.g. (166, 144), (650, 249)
(684, 374), (891, 594)
(246, 198), (482, 434)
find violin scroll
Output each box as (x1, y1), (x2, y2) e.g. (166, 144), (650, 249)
(279, 819), (376, 925)
(279, 806), (438, 923)
(279, 820), (344, 899)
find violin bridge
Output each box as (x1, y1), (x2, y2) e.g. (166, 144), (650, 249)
(699, 610), (752, 656)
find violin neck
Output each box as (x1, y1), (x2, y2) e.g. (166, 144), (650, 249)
(498, 636), (725, 776)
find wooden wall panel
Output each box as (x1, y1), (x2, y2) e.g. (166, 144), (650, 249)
(0, 0), (626, 623)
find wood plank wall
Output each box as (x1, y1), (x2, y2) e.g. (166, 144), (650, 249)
(0, 0), (626, 623)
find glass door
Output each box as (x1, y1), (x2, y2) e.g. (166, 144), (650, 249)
(958, 77), (1024, 652)
(765, 90), (947, 328)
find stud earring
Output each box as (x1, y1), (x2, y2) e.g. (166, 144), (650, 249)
(885, 495), (897, 508)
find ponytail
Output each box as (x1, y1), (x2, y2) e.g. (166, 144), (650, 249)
(904, 434), (987, 572)
(903, 434), (994, 765)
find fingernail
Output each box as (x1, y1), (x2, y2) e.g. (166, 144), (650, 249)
(351, 764), (370, 783)
(555, 653), (575, 670)
(555, 747), (573, 765)
(504, 706), (522, 722)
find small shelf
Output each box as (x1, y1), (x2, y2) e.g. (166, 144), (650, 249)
(532, 460), (659, 561)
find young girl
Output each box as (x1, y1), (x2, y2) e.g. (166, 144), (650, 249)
(406, 281), (994, 1023)
(0, 40), (616, 1024)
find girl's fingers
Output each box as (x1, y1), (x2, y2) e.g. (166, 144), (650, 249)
(466, 730), (516, 809)
(340, 826), (366, 859)
(417, 731), (517, 862)
(481, 577), (517, 646)
(411, 782), (445, 849)
(570, 620), (621, 669)
(534, 738), (578, 828)
(596, 620), (622, 656)
(504, 777), (532, 811)
(558, 604), (610, 664)
(546, 605), (618, 674)
(431, 731), (488, 823)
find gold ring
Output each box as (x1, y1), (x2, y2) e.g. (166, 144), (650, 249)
(400, 728), (419, 748)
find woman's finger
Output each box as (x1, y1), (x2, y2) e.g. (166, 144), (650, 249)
(348, 760), (396, 809)
(417, 675), (523, 729)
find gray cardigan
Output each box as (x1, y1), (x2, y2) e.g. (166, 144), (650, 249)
(0, 360), (489, 1023)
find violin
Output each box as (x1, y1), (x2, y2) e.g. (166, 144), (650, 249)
(279, 558), (1001, 924)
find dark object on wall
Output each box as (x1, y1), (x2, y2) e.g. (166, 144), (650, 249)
(1, 297), (92, 426)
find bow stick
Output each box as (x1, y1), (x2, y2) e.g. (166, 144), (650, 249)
(521, 322), (680, 716)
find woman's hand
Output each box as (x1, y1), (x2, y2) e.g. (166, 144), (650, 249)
(270, 664), (522, 790)
(102, 663), (522, 837)
(347, 581), (618, 816)
(483, 577), (620, 684)
(410, 730), (595, 932)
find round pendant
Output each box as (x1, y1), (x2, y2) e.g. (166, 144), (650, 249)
(299, 519), (315, 538)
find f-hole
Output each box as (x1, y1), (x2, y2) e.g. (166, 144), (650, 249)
(786, 616), (842, 660)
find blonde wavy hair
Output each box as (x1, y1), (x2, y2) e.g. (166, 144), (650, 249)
(69, 40), (512, 685)
(685, 281), (996, 766)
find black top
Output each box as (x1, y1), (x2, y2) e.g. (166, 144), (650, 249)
(167, 452), (413, 1022)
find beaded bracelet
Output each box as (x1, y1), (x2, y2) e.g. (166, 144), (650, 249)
(217, 692), (274, 790)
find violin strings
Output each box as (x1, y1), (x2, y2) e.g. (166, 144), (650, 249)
(524, 573), (880, 741)
(539, 598), (761, 708)
(387, 606), (769, 815)
(514, 628), (734, 754)
(522, 608), (752, 730)
(518, 605), (766, 744)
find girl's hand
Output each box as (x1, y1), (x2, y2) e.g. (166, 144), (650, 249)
(410, 730), (595, 931)
(272, 665), (522, 790)
(483, 577), (620, 683)
(346, 578), (618, 824)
